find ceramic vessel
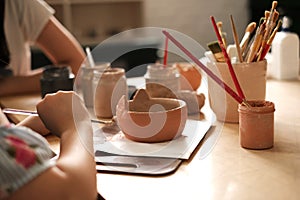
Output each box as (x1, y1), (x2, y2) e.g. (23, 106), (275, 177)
(79, 62), (110, 107)
(207, 59), (267, 123)
(238, 100), (275, 149)
(173, 62), (202, 91)
(94, 67), (127, 119)
(40, 65), (74, 98)
(144, 63), (180, 98)
(116, 89), (188, 143)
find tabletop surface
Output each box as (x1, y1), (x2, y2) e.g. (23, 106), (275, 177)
(1, 78), (299, 200)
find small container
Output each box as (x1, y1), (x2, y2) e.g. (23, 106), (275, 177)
(94, 67), (127, 119)
(173, 62), (202, 91)
(268, 16), (299, 80)
(40, 65), (74, 98)
(79, 62), (110, 107)
(144, 63), (180, 98)
(238, 100), (275, 150)
(207, 59), (267, 123)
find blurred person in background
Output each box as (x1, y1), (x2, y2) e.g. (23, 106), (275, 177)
(0, 0), (85, 96)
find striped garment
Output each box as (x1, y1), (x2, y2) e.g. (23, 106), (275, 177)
(0, 124), (55, 199)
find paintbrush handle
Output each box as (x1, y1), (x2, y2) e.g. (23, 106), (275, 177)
(210, 16), (246, 99)
(162, 30), (244, 104)
(230, 15), (243, 62)
(240, 32), (250, 52)
(2, 108), (38, 116)
(247, 34), (263, 63)
(258, 44), (271, 61)
(2, 108), (114, 124)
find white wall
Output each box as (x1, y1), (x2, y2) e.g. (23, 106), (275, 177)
(143, 0), (250, 50)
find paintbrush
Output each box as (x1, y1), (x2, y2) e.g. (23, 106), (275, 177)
(265, 11), (270, 21)
(259, 10), (279, 54)
(2, 108), (115, 125)
(211, 16), (247, 100)
(230, 15), (243, 62)
(240, 22), (256, 54)
(263, 1), (278, 43)
(246, 22), (266, 63)
(258, 19), (282, 61)
(217, 21), (227, 48)
(243, 18), (265, 59)
(163, 30), (250, 107)
(207, 41), (225, 62)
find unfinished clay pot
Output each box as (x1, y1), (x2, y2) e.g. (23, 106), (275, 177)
(116, 89), (188, 143)
(174, 62), (202, 91)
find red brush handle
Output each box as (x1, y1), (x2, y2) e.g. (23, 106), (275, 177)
(163, 37), (168, 66)
(210, 16), (246, 100)
(259, 44), (271, 61)
(162, 30), (243, 104)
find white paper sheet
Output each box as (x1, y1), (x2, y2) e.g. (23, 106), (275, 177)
(93, 109), (214, 159)
(93, 75), (215, 160)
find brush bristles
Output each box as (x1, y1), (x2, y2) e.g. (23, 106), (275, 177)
(207, 41), (222, 53)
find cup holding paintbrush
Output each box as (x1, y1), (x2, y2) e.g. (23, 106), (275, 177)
(206, 59), (267, 123)
(207, 2), (278, 147)
(207, 17), (267, 122)
(205, 15), (270, 122)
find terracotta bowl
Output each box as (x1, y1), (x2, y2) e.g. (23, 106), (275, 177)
(174, 62), (202, 91)
(116, 89), (188, 143)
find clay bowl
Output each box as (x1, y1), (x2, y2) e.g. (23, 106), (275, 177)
(116, 89), (188, 143)
(173, 62), (202, 91)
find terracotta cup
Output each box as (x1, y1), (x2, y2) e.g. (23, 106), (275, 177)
(207, 59), (267, 123)
(238, 100), (275, 149)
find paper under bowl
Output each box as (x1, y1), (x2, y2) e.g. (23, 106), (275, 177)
(116, 96), (188, 143)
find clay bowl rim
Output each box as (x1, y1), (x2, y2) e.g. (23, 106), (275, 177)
(127, 97), (187, 114)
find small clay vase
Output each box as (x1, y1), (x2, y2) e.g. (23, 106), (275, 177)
(238, 100), (275, 149)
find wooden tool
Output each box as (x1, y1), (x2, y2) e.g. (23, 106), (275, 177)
(257, 1), (279, 61)
(217, 21), (227, 48)
(246, 22), (266, 63)
(2, 108), (115, 125)
(240, 22), (256, 54)
(258, 20), (282, 61)
(230, 15), (243, 62)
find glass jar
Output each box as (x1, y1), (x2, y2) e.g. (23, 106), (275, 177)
(79, 62), (110, 107)
(144, 63), (180, 98)
(93, 68), (127, 119)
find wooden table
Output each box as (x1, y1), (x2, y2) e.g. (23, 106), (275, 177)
(1, 79), (299, 200)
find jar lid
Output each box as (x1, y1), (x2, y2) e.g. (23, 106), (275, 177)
(41, 65), (73, 80)
(145, 63), (179, 79)
(238, 100), (275, 114)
